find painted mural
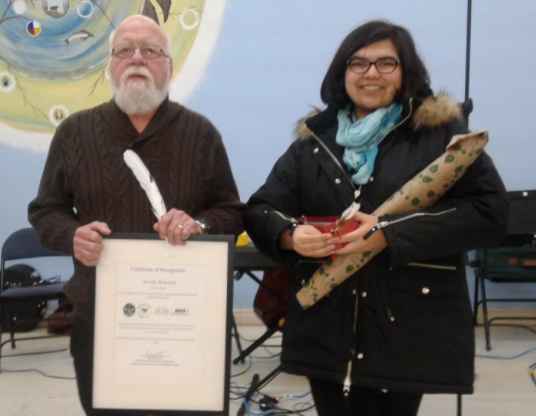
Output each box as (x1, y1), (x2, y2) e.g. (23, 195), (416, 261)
(0, 0), (225, 151)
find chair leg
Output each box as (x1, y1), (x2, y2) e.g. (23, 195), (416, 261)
(457, 393), (463, 416)
(231, 314), (245, 364)
(479, 275), (492, 351)
(473, 272), (480, 325)
(232, 326), (279, 365)
(7, 307), (16, 349)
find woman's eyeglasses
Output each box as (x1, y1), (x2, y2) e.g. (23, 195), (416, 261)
(346, 57), (400, 74)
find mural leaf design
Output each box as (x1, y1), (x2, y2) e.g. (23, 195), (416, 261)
(142, 1), (159, 24)
(156, 0), (171, 23)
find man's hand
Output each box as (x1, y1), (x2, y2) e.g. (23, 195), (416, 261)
(154, 208), (203, 245)
(328, 211), (388, 256)
(280, 224), (335, 258)
(73, 222), (111, 267)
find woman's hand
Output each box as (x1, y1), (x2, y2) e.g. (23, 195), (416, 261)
(280, 224), (336, 258)
(328, 211), (388, 256)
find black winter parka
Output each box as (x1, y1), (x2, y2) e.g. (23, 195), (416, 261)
(244, 95), (509, 394)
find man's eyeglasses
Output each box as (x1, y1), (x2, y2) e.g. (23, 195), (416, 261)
(346, 57), (400, 74)
(111, 45), (169, 60)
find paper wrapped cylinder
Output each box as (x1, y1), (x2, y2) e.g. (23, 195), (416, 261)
(296, 130), (489, 309)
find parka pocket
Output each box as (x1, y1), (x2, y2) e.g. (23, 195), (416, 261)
(387, 263), (462, 298)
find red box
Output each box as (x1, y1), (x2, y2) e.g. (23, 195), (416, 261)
(298, 216), (359, 251)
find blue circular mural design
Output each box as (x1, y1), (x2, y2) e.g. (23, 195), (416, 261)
(0, 0), (138, 79)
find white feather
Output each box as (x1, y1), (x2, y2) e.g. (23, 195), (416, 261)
(341, 201), (360, 221)
(123, 150), (167, 220)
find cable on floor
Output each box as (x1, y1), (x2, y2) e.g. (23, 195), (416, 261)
(476, 345), (536, 360)
(231, 356), (253, 378)
(527, 361), (536, 387)
(0, 367), (75, 380)
(231, 381), (314, 415)
(1, 347), (69, 357)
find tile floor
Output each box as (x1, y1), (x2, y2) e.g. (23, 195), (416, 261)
(0, 323), (535, 416)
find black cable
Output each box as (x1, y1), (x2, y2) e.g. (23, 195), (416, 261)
(252, 345), (282, 360)
(529, 362), (536, 387)
(482, 323), (536, 336)
(2, 347), (69, 357)
(231, 356), (253, 378)
(0, 368), (75, 380)
(237, 373), (260, 416)
(239, 332), (282, 343)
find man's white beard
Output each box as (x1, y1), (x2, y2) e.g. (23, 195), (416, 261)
(112, 67), (169, 115)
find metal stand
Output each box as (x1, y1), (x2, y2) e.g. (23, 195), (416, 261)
(237, 367), (282, 416)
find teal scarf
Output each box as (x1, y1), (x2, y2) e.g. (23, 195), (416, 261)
(336, 103), (403, 185)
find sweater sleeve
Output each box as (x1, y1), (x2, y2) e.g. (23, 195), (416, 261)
(192, 126), (245, 238)
(28, 122), (82, 254)
(244, 141), (304, 264)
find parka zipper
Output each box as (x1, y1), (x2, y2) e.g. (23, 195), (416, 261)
(343, 288), (360, 398)
(306, 101), (415, 396)
(309, 130), (359, 198)
(272, 210), (298, 224)
(364, 207), (457, 239)
(407, 262), (457, 271)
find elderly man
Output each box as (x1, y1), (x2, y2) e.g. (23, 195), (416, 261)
(28, 15), (244, 415)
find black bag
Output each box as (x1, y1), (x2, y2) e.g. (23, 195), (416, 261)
(1, 264), (46, 332)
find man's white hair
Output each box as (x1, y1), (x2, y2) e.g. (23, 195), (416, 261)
(108, 23), (172, 56)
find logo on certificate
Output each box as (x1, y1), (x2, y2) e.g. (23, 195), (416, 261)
(155, 306), (170, 316)
(123, 303), (136, 317)
(138, 303), (151, 318)
(171, 308), (190, 316)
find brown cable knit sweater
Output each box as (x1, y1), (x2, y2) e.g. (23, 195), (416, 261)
(28, 98), (244, 317)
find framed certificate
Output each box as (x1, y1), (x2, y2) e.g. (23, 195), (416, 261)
(93, 233), (234, 415)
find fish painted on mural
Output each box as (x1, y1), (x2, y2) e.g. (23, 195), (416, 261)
(64, 30), (94, 45)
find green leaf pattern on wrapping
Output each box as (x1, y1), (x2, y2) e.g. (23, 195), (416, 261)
(304, 134), (489, 307)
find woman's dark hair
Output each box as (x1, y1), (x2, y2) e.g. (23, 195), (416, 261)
(320, 20), (433, 108)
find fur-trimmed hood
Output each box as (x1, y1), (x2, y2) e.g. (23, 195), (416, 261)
(296, 93), (463, 140)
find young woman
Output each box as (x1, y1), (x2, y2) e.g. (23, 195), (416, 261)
(245, 21), (509, 416)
